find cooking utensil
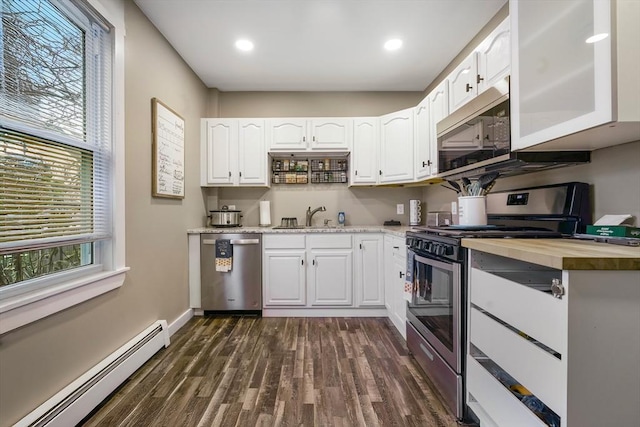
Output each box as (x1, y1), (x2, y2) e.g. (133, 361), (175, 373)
(479, 171), (500, 192)
(447, 180), (462, 193)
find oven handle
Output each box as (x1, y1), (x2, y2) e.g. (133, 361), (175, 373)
(412, 252), (457, 271)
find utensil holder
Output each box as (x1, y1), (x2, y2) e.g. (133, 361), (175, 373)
(458, 196), (487, 226)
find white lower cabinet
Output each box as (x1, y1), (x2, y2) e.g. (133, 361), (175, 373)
(467, 250), (640, 427)
(383, 234), (407, 338)
(309, 249), (353, 305)
(263, 250), (306, 306)
(263, 233), (354, 308)
(354, 234), (384, 307)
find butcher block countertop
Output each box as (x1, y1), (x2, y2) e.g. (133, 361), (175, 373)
(462, 238), (640, 270)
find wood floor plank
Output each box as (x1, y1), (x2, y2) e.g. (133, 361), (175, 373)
(81, 316), (458, 427)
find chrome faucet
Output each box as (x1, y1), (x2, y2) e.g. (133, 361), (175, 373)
(306, 206), (326, 226)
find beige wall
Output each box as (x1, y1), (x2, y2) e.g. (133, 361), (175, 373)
(0, 2), (209, 425)
(422, 140), (640, 223)
(217, 91), (424, 118)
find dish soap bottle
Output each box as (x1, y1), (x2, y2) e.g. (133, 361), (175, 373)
(338, 211), (345, 227)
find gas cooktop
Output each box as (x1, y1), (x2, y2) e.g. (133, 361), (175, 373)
(411, 225), (563, 239)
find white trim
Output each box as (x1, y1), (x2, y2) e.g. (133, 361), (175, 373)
(0, 269), (128, 335)
(167, 308), (194, 337)
(262, 307), (389, 317)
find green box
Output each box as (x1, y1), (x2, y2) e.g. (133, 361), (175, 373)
(586, 225), (640, 238)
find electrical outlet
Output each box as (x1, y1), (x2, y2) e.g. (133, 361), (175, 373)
(228, 205), (236, 210)
(397, 204), (404, 215)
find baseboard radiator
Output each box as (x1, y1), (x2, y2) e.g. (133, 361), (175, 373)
(16, 320), (170, 427)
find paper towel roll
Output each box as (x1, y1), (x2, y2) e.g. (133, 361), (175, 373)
(259, 201), (271, 226)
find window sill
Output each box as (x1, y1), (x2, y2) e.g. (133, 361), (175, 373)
(0, 268), (129, 335)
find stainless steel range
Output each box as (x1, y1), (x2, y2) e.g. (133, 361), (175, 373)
(405, 182), (590, 421)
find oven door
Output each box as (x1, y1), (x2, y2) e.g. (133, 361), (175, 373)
(407, 251), (461, 372)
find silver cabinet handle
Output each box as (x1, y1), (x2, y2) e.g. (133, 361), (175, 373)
(551, 278), (565, 299)
(419, 343), (434, 361)
(202, 238), (260, 245)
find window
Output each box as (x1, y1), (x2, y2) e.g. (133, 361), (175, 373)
(0, 0), (123, 330)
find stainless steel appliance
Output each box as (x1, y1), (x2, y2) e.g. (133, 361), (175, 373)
(405, 182), (590, 421)
(200, 233), (261, 312)
(436, 77), (590, 179)
(208, 206), (243, 227)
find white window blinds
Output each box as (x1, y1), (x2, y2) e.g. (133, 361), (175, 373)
(0, 0), (112, 253)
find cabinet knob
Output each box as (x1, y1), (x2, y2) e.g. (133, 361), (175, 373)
(551, 278), (565, 299)
(422, 161), (427, 167)
(239, 171), (242, 177)
(466, 83), (473, 92)
(313, 259), (316, 266)
(301, 259), (304, 265)
(228, 171), (231, 177)
(399, 271), (405, 278)
(355, 170), (358, 176)
(312, 136), (316, 142)
(302, 136), (306, 142)
(477, 74), (484, 85)
(379, 170), (382, 176)
(427, 160), (432, 166)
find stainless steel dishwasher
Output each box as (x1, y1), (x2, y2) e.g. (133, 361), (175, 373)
(200, 233), (262, 313)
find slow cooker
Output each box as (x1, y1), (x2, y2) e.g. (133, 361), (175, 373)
(208, 206), (242, 227)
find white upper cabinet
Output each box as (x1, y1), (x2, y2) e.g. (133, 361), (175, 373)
(201, 118), (268, 187)
(477, 17), (511, 94)
(238, 119), (267, 185)
(379, 108), (414, 183)
(309, 118), (351, 151)
(267, 118), (351, 151)
(428, 81), (449, 177)
(350, 118), (379, 185)
(448, 52), (478, 113)
(413, 96), (432, 180)
(510, 0), (640, 151)
(201, 119), (236, 185)
(267, 119), (308, 151)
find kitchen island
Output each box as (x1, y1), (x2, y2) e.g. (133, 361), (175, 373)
(462, 238), (639, 427)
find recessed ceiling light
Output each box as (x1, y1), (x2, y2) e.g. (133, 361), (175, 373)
(235, 39), (254, 52)
(384, 39), (403, 51)
(585, 33), (608, 43)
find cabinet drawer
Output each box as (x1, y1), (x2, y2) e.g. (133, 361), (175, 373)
(467, 356), (546, 427)
(470, 267), (565, 352)
(470, 308), (564, 415)
(263, 234), (305, 249)
(307, 234), (352, 249)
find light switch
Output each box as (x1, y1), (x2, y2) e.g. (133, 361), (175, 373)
(397, 204), (404, 215)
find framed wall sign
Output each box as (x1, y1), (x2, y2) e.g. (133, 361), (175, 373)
(152, 98), (185, 199)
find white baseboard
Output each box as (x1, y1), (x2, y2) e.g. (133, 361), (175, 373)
(167, 308), (193, 337)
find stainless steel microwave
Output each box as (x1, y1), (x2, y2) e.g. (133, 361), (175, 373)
(437, 77), (510, 177)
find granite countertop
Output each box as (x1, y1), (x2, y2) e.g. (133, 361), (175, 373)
(462, 238), (640, 270)
(187, 225), (413, 238)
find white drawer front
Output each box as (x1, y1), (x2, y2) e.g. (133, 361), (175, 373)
(263, 234), (306, 249)
(470, 268), (565, 352)
(307, 234), (352, 249)
(470, 308), (565, 416)
(467, 356), (547, 427)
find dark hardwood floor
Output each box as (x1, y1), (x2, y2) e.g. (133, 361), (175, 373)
(81, 316), (458, 427)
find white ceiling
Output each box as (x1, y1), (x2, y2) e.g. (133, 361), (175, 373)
(134, 0), (506, 92)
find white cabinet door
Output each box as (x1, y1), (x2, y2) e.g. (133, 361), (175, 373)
(267, 119), (308, 151)
(309, 118), (351, 151)
(350, 118), (379, 185)
(429, 81), (449, 176)
(354, 235), (384, 307)
(308, 250), (353, 306)
(392, 255), (407, 335)
(383, 236), (395, 312)
(263, 250), (306, 306)
(204, 119), (237, 185)
(477, 17), (510, 94)
(510, 0), (613, 150)
(238, 119), (267, 185)
(413, 96), (432, 180)
(448, 52), (478, 113)
(379, 108), (414, 183)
